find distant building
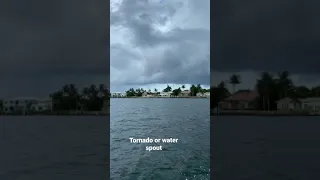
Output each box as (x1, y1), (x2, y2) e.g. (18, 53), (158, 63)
(159, 91), (172, 97)
(142, 92), (156, 98)
(179, 90), (191, 97)
(219, 90), (259, 110)
(196, 92), (210, 98)
(3, 97), (52, 113)
(276, 97), (301, 110)
(110, 92), (126, 98)
(300, 97), (320, 112)
(276, 97), (320, 112)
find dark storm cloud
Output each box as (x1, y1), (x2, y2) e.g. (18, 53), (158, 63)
(212, 0), (320, 74)
(110, 0), (210, 91)
(0, 0), (108, 97)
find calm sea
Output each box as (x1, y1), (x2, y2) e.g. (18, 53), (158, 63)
(0, 117), (109, 180)
(212, 116), (320, 180)
(110, 98), (210, 180)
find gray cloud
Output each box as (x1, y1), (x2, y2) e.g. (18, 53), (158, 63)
(0, 0), (109, 98)
(211, 0), (320, 91)
(212, 0), (320, 74)
(110, 0), (210, 92)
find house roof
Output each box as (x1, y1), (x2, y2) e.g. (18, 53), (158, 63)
(300, 97), (320, 102)
(276, 97), (301, 103)
(181, 90), (190, 94)
(225, 90), (259, 102)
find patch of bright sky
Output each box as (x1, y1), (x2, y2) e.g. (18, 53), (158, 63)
(110, 0), (123, 12)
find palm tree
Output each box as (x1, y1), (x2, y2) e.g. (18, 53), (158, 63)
(256, 72), (274, 111)
(276, 71), (293, 99)
(196, 84), (202, 93)
(311, 86), (320, 97)
(181, 85), (185, 90)
(163, 85), (172, 92)
(89, 84), (98, 99)
(210, 81), (230, 111)
(229, 74), (241, 94)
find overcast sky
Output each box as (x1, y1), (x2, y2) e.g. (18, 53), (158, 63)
(212, 0), (320, 92)
(110, 0), (210, 92)
(0, 0), (108, 99)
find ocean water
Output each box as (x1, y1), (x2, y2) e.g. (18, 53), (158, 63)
(110, 98), (210, 180)
(0, 117), (109, 180)
(212, 116), (320, 180)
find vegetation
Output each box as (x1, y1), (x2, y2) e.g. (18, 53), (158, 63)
(210, 81), (230, 109)
(229, 74), (241, 93)
(125, 84), (210, 97)
(50, 84), (109, 111)
(211, 71), (320, 111)
(0, 100), (3, 113)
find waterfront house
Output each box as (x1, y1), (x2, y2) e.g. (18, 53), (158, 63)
(179, 90), (191, 97)
(276, 97), (301, 110)
(3, 97), (52, 113)
(196, 92), (210, 98)
(159, 91), (172, 97)
(219, 90), (259, 110)
(300, 97), (320, 112)
(111, 92), (126, 98)
(142, 92), (155, 98)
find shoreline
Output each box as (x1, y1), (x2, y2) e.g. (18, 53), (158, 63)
(211, 110), (320, 116)
(0, 111), (110, 116)
(111, 96), (209, 99)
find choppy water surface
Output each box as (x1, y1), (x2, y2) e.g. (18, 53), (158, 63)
(111, 98), (210, 180)
(0, 117), (108, 180)
(212, 116), (320, 180)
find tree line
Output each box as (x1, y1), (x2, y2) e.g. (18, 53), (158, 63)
(50, 84), (109, 111)
(125, 84), (210, 97)
(211, 71), (320, 111)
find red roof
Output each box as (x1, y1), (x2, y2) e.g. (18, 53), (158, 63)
(225, 90), (259, 101)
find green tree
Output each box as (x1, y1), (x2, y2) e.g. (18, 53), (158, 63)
(190, 84), (197, 96)
(172, 88), (182, 96)
(210, 81), (230, 110)
(163, 85), (172, 92)
(0, 100), (3, 113)
(256, 72), (275, 111)
(311, 86), (320, 97)
(229, 74), (241, 94)
(276, 71), (293, 99)
(126, 88), (136, 97)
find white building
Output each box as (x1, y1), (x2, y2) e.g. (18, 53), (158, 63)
(110, 92), (126, 98)
(3, 97), (52, 113)
(301, 97), (320, 112)
(276, 97), (320, 112)
(276, 97), (301, 110)
(142, 92), (155, 98)
(196, 92), (210, 98)
(179, 90), (191, 97)
(159, 92), (172, 97)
